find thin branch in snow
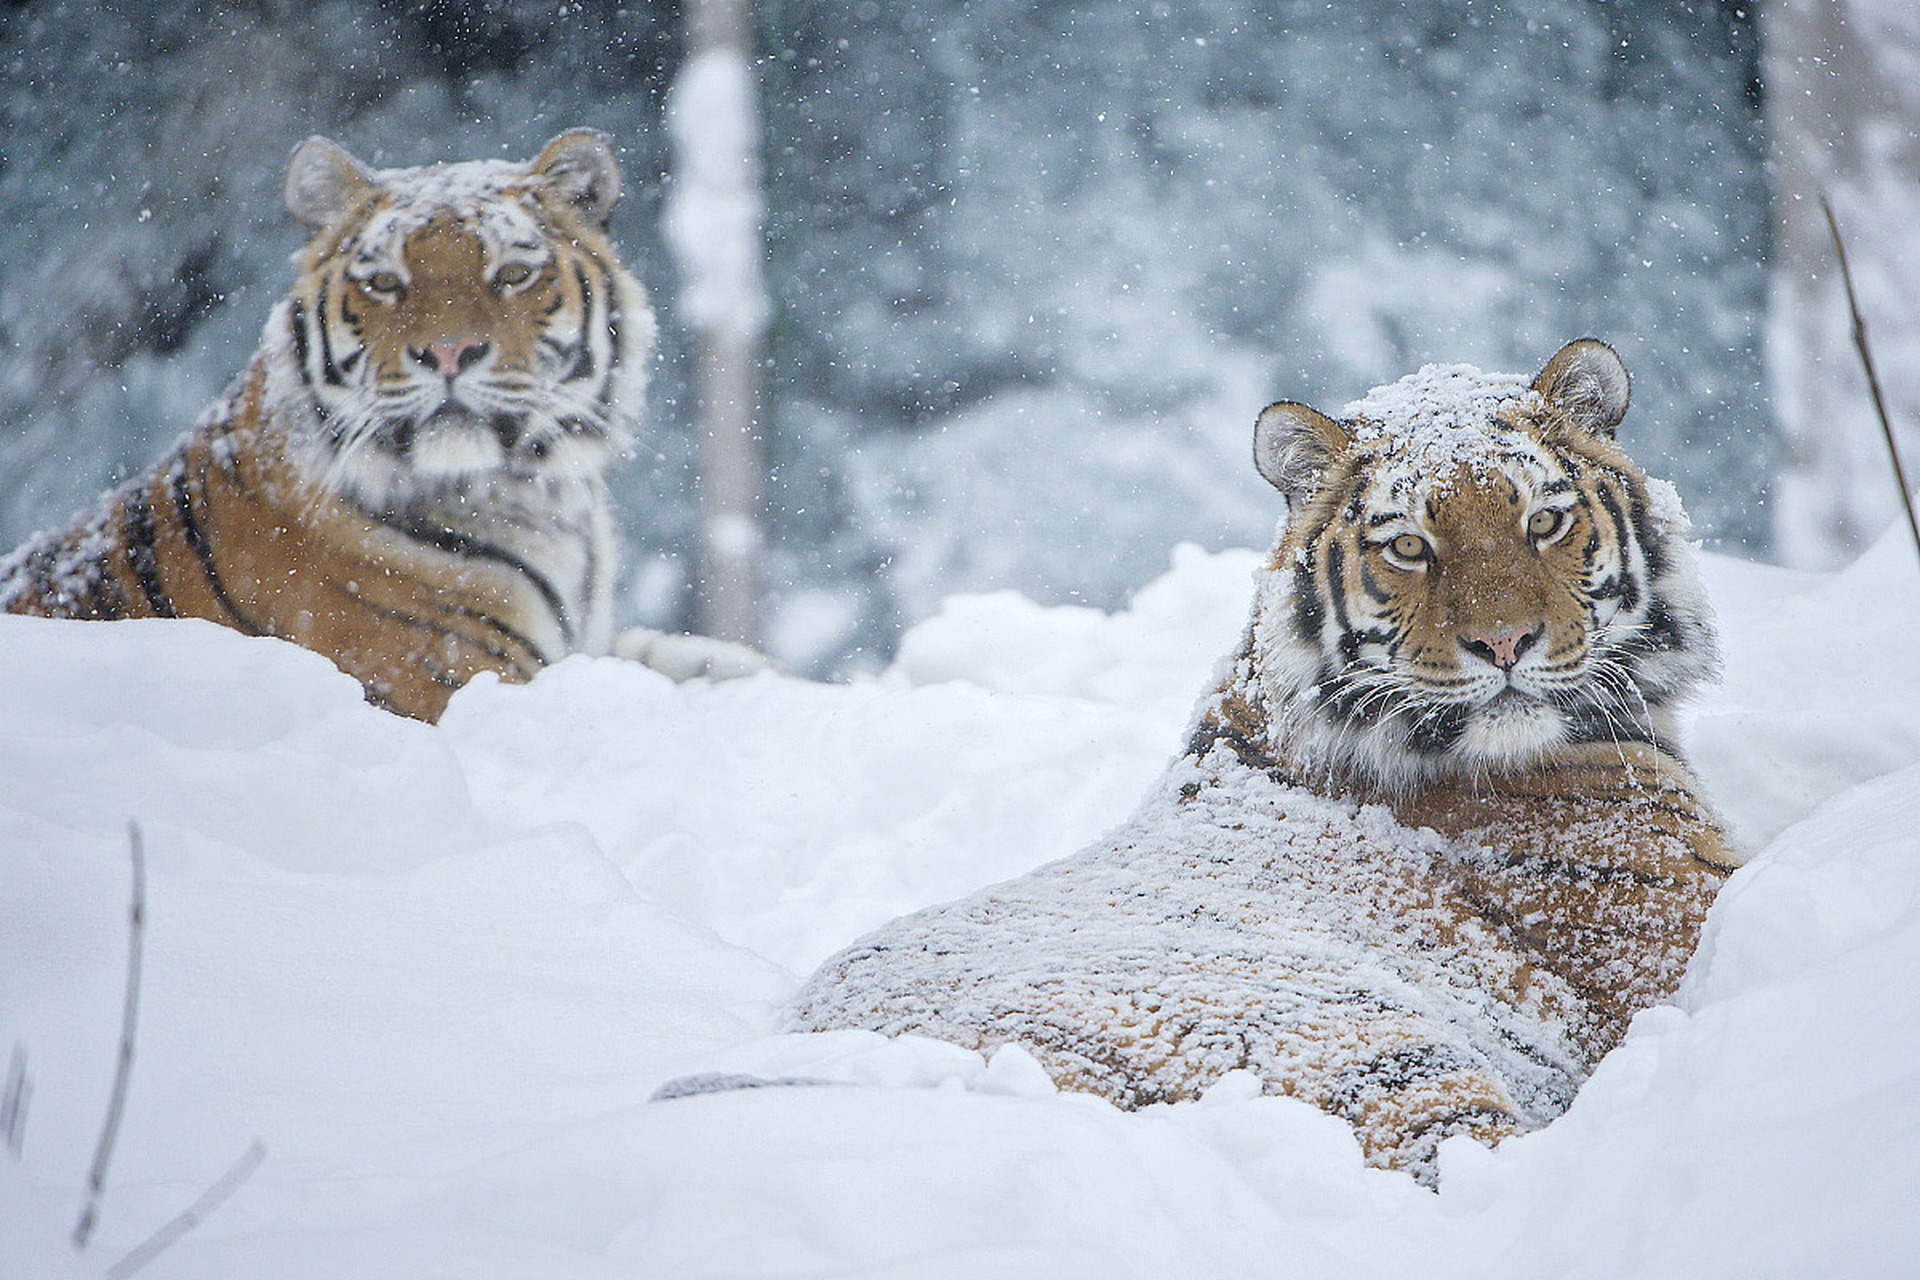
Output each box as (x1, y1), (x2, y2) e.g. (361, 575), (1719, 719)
(105, 1139), (267, 1280)
(1820, 192), (1920, 566)
(72, 820), (147, 1251)
(3, 1043), (28, 1158)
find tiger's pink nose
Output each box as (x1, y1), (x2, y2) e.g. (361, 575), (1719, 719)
(1464, 625), (1542, 672)
(412, 339), (489, 377)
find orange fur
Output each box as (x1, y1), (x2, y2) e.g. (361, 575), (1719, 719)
(1, 359), (560, 720)
(0, 131), (660, 721)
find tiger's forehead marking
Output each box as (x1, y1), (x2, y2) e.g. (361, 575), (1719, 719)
(373, 156), (528, 218)
(350, 159), (548, 267)
(1341, 363), (1549, 504)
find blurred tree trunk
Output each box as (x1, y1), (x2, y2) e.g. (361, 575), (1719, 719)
(671, 0), (769, 645)
(1764, 0), (1920, 568)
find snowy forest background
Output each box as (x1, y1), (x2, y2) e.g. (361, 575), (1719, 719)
(0, 0), (1911, 675)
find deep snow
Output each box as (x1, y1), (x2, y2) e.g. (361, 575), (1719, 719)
(2, 524), (1918, 1278)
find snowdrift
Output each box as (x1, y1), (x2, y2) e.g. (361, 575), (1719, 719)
(3, 532), (1917, 1279)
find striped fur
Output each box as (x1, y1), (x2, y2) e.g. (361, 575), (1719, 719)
(1248, 338), (1720, 798)
(792, 341), (1735, 1181)
(0, 131), (657, 722)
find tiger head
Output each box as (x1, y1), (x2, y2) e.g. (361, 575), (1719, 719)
(1247, 339), (1719, 796)
(271, 130), (654, 506)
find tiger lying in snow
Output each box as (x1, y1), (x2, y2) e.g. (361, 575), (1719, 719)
(791, 339), (1737, 1181)
(0, 130), (768, 722)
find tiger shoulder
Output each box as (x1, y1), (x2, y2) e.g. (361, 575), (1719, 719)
(0, 130), (772, 722)
(791, 339), (1738, 1182)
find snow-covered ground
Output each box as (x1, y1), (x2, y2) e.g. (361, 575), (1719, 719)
(3, 526), (1918, 1279)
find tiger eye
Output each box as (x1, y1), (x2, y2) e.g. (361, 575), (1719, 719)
(1388, 533), (1430, 563)
(1528, 508), (1564, 539)
(494, 262), (534, 289)
(365, 270), (404, 296)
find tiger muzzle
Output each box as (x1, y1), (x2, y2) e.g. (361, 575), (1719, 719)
(1463, 625), (1543, 673)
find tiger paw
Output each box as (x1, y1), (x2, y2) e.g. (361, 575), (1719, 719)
(612, 627), (787, 682)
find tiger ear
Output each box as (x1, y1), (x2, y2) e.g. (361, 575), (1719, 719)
(530, 129), (623, 226)
(1533, 338), (1630, 439)
(284, 136), (377, 231)
(1254, 401), (1350, 498)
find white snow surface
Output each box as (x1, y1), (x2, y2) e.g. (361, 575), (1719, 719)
(3, 530), (1919, 1279)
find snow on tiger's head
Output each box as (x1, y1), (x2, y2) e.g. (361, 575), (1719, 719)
(270, 130), (656, 508)
(1246, 339), (1719, 796)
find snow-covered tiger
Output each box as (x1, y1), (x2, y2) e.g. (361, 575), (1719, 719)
(791, 339), (1737, 1181)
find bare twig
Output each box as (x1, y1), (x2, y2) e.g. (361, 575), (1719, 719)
(73, 821), (147, 1251)
(1820, 192), (1920, 564)
(105, 1139), (267, 1280)
(3, 1044), (28, 1157)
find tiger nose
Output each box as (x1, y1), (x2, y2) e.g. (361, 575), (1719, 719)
(1463, 625), (1543, 672)
(412, 339), (489, 377)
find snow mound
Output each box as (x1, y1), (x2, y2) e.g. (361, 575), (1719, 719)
(1, 529), (1917, 1277)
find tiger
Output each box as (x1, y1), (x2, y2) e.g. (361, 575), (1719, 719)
(789, 339), (1738, 1182)
(0, 130), (769, 723)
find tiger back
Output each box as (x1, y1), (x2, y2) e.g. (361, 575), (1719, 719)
(791, 339), (1736, 1181)
(0, 131), (661, 722)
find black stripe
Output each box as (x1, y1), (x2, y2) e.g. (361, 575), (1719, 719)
(1357, 559), (1391, 604)
(599, 264), (622, 408)
(363, 509), (573, 652)
(20, 543), (64, 610)
(85, 547), (127, 617)
(1561, 703), (1654, 745)
(1291, 548), (1324, 643)
(1622, 481), (1668, 578)
(1403, 1102), (1518, 1146)
(122, 491), (177, 618)
(1588, 571), (1631, 606)
(1344, 474), (1368, 521)
(566, 264), (597, 382)
(604, 276), (622, 349)
(1318, 667), (1363, 721)
(1323, 540), (1357, 657)
(339, 580), (546, 680)
(1473, 848), (1696, 891)
(289, 299), (312, 386)
(1591, 486), (1641, 610)
(1184, 717), (1268, 770)
(1639, 599), (1681, 651)
(315, 278), (345, 387)
(1593, 481), (1631, 562)
(171, 470), (266, 636)
(1342, 1043), (1464, 1090)
(1404, 701), (1469, 754)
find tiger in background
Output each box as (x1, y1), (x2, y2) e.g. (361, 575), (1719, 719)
(791, 339), (1738, 1182)
(0, 130), (768, 722)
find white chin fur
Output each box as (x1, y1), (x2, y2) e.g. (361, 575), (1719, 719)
(409, 429), (508, 477)
(1277, 702), (1566, 797)
(299, 418), (616, 511)
(1453, 696), (1566, 767)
